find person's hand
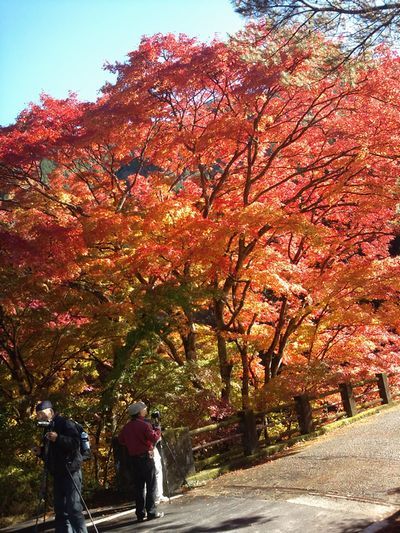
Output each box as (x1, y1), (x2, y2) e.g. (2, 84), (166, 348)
(45, 431), (58, 442)
(32, 445), (41, 456)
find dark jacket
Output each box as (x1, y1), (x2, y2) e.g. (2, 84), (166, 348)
(41, 414), (82, 476)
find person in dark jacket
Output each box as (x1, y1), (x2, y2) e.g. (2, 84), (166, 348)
(32, 400), (88, 533)
(118, 401), (163, 523)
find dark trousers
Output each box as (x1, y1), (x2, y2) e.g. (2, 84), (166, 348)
(130, 454), (157, 519)
(53, 469), (88, 533)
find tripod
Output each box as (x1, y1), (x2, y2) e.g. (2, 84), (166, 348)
(34, 464), (99, 533)
(34, 465), (49, 533)
(34, 435), (50, 533)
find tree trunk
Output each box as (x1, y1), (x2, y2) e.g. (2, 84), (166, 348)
(181, 321), (197, 362)
(270, 351), (283, 379)
(239, 344), (250, 409)
(261, 350), (283, 385)
(218, 333), (232, 402)
(214, 299), (233, 402)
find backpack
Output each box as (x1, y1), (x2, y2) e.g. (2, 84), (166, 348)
(74, 421), (92, 461)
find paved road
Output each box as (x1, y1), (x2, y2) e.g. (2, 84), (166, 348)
(93, 404), (400, 532)
(7, 404), (399, 532)
(88, 494), (395, 532)
(193, 403), (400, 504)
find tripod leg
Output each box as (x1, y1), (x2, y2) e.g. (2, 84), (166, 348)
(34, 468), (48, 533)
(65, 466), (99, 533)
(34, 497), (44, 533)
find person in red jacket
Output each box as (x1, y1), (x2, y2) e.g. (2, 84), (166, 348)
(118, 401), (163, 523)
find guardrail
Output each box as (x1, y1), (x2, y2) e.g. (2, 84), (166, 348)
(188, 372), (399, 471)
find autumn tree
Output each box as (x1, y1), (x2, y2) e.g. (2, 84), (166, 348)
(1, 24), (400, 426)
(234, 1), (400, 60)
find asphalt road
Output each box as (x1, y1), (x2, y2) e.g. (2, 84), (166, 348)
(88, 494), (392, 532)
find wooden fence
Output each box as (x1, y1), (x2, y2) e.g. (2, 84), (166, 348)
(188, 372), (399, 472)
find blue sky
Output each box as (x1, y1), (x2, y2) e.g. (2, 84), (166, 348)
(0, 0), (245, 126)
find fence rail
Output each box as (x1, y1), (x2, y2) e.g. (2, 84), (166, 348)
(187, 372), (398, 472)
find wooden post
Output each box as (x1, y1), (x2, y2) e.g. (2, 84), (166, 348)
(294, 395), (314, 434)
(339, 382), (357, 417)
(239, 409), (258, 456)
(262, 415), (271, 446)
(376, 373), (392, 404)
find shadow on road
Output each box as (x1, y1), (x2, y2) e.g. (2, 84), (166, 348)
(369, 509), (400, 532)
(337, 519), (372, 532)
(176, 516), (274, 532)
(335, 509), (400, 533)
(96, 514), (273, 532)
(386, 487), (400, 495)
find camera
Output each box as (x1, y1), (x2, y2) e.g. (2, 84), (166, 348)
(151, 410), (161, 427)
(37, 420), (51, 428)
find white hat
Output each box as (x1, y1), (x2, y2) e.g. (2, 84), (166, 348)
(128, 401), (147, 416)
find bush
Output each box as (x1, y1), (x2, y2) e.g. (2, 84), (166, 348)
(0, 458), (43, 527)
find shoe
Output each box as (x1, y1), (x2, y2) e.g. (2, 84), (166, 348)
(137, 516), (145, 523)
(154, 496), (169, 505)
(147, 512), (164, 520)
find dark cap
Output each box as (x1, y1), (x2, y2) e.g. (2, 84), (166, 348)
(35, 400), (53, 412)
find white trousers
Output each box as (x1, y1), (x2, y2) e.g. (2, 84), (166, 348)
(153, 446), (164, 500)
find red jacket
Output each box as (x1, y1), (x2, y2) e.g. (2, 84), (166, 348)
(118, 417), (161, 456)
